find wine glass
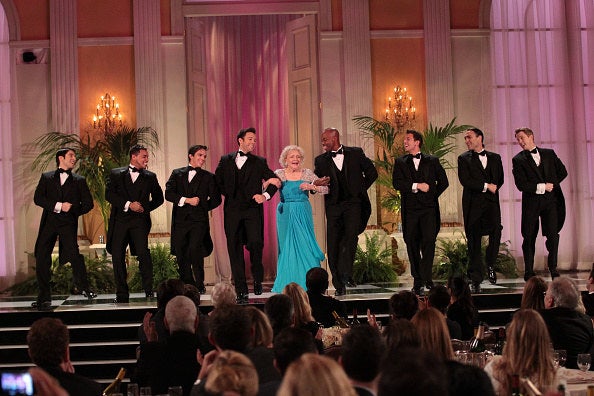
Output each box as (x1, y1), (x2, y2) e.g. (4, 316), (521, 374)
(555, 349), (567, 367)
(577, 353), (591, 376)
(552, 351), (560, 369)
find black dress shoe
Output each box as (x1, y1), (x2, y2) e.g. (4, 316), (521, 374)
(411, 286), (424, 296)
(236, 293), (249, 304)
(550, 270), (560, 279)
(31, 301), (52, 311)
(335, 287), (346, 296)
(113, 297), (129, 304)
(197, 284), (207, 294)
(425, 280), (435, 290)
(82, 290), (97, 299)
(487, 266), (497, 284)
(145, 291), (154, 299)
(346, 278), (358, 288)
(471, 282), (481, 294)
(254, 282), (263, 295)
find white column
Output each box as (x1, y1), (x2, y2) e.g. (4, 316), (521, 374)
(133, 0), (168, 233)
(49, 0), (78, 133)
(423, 0), (459, 223)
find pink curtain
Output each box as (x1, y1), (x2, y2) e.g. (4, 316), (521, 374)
(202, 15), (293, 282)
(491, 0), (594, 269)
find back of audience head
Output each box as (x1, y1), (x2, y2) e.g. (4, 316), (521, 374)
(282, 282), (314, 326)
(245, 306), (274, 348)
(264, 294), (294, 338)
(306, 267), (329, 295)
(27, 318), (69, 367)
(384, 318), (420, 353)
(273, 327), (318, 375)
(546, 276), (579, 309)
(340, 324), (384, 383)
(183, 284), (202, 308)
(521, 276), (547, 310)
(427, 284), (451, 314)
(204, 350), (258, 396)
(378, 347), (448, 396)
(211, 281), (237, 309)
(165, 295), (198, 334)
(209, 305), (251, 352)
(389, 290), (418, 320)
(447, 276), (472, 302)
(278, 353), (356, 396)
(157, 278), (185, 310)
(447, 360), (496, 396)
(411, 307), (454, 361)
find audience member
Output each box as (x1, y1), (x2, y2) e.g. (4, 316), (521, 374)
(446, 276), (479, 340)
(259, 327), (318, 396)
(210, 281), (237, 314)
(383, 318), (420, 354)
(521, 275), (548, 310)
(305, 267), (347, 327)
(411, 307), (455, 362)
(27, 318), (102, 396)
(28, 367), (69, 396)
(135, 295), (200, 395)
(388, 290), (419, 320)
(445, 360), (495, 396)
(540, 276), (594, 369)
(245, 306), (274, 348)
(264, 294), (294, 339)
(184, 284), (213, 354)
(582, 264), (594, 317)
(278, 353), (356, 396)
(138, 278), (186, 344)
(340, 324), (384, 396)
(427, 284), (462, 339)
(378, 347), (448, 396)
(282, 282), (320, 337)
(208, 305), (280, 385)
(484, 309), (558, 394)
(203, 351), (258, 396)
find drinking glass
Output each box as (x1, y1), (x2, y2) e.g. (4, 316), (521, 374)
(577, 353), (591, 374)
(552, 351), (560, 369)
(556, 349), (567, 367)
(127, 383), (139, 396)
(168, 386), (183, 396)
(140, 387), (152, 396)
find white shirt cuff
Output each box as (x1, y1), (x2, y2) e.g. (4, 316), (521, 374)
(536, 183), (546, 194)
(483, 183), (488, 193)
(124, 201), (131, 211)
(179, 197), (187, 206)
(412, 183), (418, 193)
(54, 202), (63, 213)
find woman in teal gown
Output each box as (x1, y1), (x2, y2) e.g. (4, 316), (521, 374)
(271, 145), (328, 293)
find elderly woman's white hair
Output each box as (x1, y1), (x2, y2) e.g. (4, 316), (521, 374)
(279, 145), (305, 168)
(211, 282), (237, 308)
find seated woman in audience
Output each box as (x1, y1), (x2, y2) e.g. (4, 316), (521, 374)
(282, 283), (320, 337)
(484, 309), (559, 394)
(210, 282), (236, 315)
(305, 267), (347, 327)
(278, 353), (356, 396)
(447, 276), (479, 340)
(521, 276), (547, 310)
(245, 306), (274, 348)
(264, 294), (294, 340)
(202, 350), (258, 396)
(411, 307), (455, 362)
(384, 318), (420, 352)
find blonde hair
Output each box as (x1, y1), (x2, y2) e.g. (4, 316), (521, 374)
(411, 308), (455, 361)
(204, 350), (258, 396)
(278, 353), (356, 396)
(491, 309), (556, 392)
(245, 305), (274, 348)
(282, 283), (315, 326)
(279, 145), (305, 168)
(211, 282), (237, 308)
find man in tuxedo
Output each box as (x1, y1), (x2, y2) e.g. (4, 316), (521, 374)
(512, 127), (567, 281)
(215, 127), (280, 303)
(106, 144), (164, 303)
(393, 130), (448, 295)
(458, 128), (504, 292)
(32, 148), (95, 311)
(314, 128), (378, 296)
(165, 145), (221, 293)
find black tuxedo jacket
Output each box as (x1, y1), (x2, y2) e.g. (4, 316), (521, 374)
(165, 166), (222, 256)
(214, 152), (278, 208)
(314, 146), (378, 233)
(512, 147), (567, 232)
(457, 150), (504, 231)
(393, 153), (448, 235)
(105, 166), (164, 254)
(33, 170), (93, 261)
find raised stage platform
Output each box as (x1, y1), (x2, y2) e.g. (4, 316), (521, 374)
(0, 270), (589, 384)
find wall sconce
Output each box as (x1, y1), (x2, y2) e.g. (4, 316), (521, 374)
(92, 93), (122, 132)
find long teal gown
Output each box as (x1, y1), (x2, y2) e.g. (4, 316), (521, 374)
(272, 179), (325, 293)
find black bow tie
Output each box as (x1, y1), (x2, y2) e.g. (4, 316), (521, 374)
(412, 153), (422, 159)
(529, 148), (538, 154)
(331, 148), (343, 157)
(187, 166), (198, 172)
(129, 166), (139, 173)
(58, 168), (72, 175)
(238, 151), (247, 157)
(478, 151), (487, 157)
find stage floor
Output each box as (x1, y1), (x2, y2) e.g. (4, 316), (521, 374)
(0, 271), (589, 313)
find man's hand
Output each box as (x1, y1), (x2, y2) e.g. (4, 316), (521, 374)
(417, 182), (430, 192)
(61, 202), (72, 212)
(253, 194), (266, 204)
(185, 197), (200, 206)
(486, 183), (498, 194)
(313, 176), (330, 186)
(545, 183), (554, 192)
(197, 350), (220, 381)
(142, 311), (157, 342)
(129, 201), (145, 213)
